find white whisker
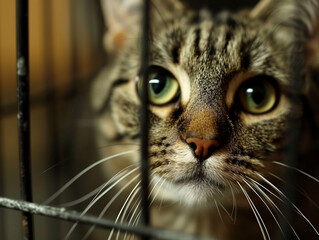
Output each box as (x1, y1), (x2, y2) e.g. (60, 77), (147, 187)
(243, 178), (283, 236)
(215, 200), (224, 223)
(44, 150), (137, 205)
(248, 177), (300, 240)
(238, 181), (269, 240)
(123, 196), (141, 240)
(270, 161), (319, 183)
(225, 180), (237, 223)
(82, 173), (140, 240)
(257, 173), (319, 236)
(126, 197), (141, 228)
(115, 186), (141, 240)
(113, 172), (159, 240)
(117, 174), (159, 240)
(229, 181), (237, 223)
(60, 165), (135, 208)
(124, 174), (167, 240)
(126, 206), (143, 240)
(90, 164), (138, 204)
(59, 183), (104, 208)
(268, 172), (319, 209)
(65, 167), (139, 240)
(149, 174), (167, 205)
(218, 202), (233, 222)
(130, 211), (142, 240)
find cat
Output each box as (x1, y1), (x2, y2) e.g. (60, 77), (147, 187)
(87, 0), (319, 239)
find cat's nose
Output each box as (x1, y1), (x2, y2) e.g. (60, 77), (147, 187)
(186, 137), (220, 161)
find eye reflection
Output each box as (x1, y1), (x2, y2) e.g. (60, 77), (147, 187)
(137, 66), (180, 105)
(237, 76), (278, 114)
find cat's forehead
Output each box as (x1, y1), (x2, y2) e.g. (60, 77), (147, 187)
(150, 10), (288, 87)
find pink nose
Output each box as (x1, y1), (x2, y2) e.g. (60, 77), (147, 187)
(186, 137), (220, 161)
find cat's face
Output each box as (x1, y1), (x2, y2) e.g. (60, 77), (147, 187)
(93, 0), (318, 207)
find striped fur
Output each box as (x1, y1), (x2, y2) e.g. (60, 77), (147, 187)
(91, 0), (319, 239)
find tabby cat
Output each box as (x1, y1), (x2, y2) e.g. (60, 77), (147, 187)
(88, 0), (319, 239)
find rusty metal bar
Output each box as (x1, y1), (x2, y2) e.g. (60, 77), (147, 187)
(16, 0), (34, 239)
(0, 117), (4, 240)
(0, 196), (215, 240)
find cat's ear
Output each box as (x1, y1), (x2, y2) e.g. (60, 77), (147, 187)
(100, 0), (141, 53)
(100, 0), (184, 54)
(250, 0), (319, 70)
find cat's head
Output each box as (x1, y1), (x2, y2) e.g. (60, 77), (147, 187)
(92, 0), (319, 207)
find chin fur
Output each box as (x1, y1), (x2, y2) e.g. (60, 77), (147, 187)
(159, 179), (226, 209)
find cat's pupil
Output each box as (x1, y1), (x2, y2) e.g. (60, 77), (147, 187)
(137, 67), (180, 105)
(238, 76), (277, 114)
(246, 85), (265, 105)
(150, 74), (167, 95)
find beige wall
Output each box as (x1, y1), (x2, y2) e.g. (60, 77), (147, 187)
(0, 0), (104, 105)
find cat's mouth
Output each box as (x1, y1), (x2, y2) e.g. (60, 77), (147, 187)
(161, 165), (228, 206)
(174, 166), (226, 190)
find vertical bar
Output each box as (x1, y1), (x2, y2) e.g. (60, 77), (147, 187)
(42, 0), (63, 238)
(0, 33), (5, 239)
(140, 0), (151, 239)
(0, 116), (4, 240)
(16, 0), (34, 239)
(278, 8), (302, 240)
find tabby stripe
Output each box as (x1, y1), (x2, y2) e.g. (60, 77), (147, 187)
(189, 12), (200, 24)
(98, 78), (129, 115)
(207, 25), (216, 56)
(239, 40), (251, 70)
(223, 30), (233, 51)
(226, 16), (238, 29)
(171, 43), (181, 64)
(171, 107), (184, 121)
(193, 28), (201, 56)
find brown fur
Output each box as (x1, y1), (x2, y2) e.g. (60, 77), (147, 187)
(90, 0), (319, 239)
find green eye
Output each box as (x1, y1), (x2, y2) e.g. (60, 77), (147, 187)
(137, 67), (180, 105)
(238, 76), (278, 114)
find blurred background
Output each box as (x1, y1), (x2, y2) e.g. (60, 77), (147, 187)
(0, 0), (105, 239)
(0, 0), (259, 239)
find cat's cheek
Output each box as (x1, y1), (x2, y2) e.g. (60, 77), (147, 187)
(97, 113), (120, 140)
(149, 104), (180, 119)
(108, 82), (142, 136)
(110, 102), (140, 137)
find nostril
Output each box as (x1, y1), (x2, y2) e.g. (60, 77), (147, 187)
(186, 137), (220, 161)
(189, 142), (197, 151)
(208, 144), (217, 154)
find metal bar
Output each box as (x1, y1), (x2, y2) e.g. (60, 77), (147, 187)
(0, 17), (4, 239)
(0, 44), (5, 239)
(140, 0), (151, 238)
(16, 0), (34, 239)
(0, 197), (216, 240)
(0, 116), (4, 240)
(42, 0), (63, 238)
(278, 8), (303, 240)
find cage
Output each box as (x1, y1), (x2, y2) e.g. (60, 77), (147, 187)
(0, 0), (318, 239)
